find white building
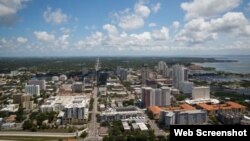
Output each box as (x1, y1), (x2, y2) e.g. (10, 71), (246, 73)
(40, 96), (88, 121)
(158, 61), (168, 78)
(100, 106), (144, 122)
(25, 84), (40, 96)
(52, 76), (59, 81)
(142, 87), (171, 107)
(192, 86), (210, 99)
(161, 87), (171, 106)
(59, 74), (67, 81)
(160, 110), (207, 126)
(172, 64), (185, 89)
(180, 81), (194, 94)
(29, 80), (46, 90)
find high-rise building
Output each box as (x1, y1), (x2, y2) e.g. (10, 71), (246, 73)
(192, 86), (210, 99)
(141, 87), (152, 107)
(72, 82), (84, 93)
(161, 87), (171, 106)
(142, 87), (171, 108)
(25, 85), (40, 96)
(141, 64), (149, 86)
(120, 68), (128, 81)
(29, 80), (46, 90)
(158, 61), (167, 72)
(184, 68), (189, 81)
(160, 110), (207, 126)
(158, 61), (168, 78)
(13, 94), (22, 104)
(172, 64), (185, 89)
(180, 81), (194, 94)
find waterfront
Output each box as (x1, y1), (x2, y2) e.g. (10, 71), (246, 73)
(195, 55), (250, 74)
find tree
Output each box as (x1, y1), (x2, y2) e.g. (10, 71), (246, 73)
(23, 120), (33, 130)
(16, 105), (24, 122)
(80, 131), (88, 138)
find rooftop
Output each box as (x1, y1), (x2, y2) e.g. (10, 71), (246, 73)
(197, 101), (246, 111)
(148, 104), (196, 115)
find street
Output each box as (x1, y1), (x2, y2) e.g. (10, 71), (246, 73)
(85, 86), (100, 141)
(0, 131), (76, 138)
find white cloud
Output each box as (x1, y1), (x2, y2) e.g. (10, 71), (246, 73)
(175, 12), (250, 44)
(43, 7), (68, 24)
(135, 2), (151, 18)
(118, 14), (144, 30)
(17, 36), (28, 44)
(151, 3), (161, 13)
(172, 21), (180, 29)
(181, 0), (241, 20)
(57, 34), (69, 49)
(103, 24), (118, 36)
(151, 27), (169, 40)
(33, 31), (70, 49)
(76, 32), (103, 48)
(34, 31), (55, 42)
(114, 1), (153, 30)
(76, 26), (169, 50)
(148, 23), (157, 27)
(0, 0), (29, 26)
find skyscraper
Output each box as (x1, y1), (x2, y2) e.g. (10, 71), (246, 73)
(158, 61), (168, 78)
(192, 86), (210, 99)
(142, 87), (171, 108)
(161, 87), (171, 106)
(29, 80), (46, 90)
(141, 87), (152, 107)
(25, 84), (40, 96)
(172, 64), (185, 89)
(141, 64), (149, 86)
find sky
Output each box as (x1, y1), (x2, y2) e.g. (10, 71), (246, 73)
(0, 0), (250, 57)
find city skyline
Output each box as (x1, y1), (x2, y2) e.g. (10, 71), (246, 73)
(1, 0), (250, 56)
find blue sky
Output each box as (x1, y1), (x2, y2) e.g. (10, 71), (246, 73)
(0, 0), (250, 56)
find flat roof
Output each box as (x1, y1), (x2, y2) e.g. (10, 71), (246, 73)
(122, 122), (130, 130)
(197, 101), (246, 111)
(137, 122), (148, 131)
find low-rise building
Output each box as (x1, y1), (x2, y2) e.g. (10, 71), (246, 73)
(197, 101), (246, 115)
(100, 106), (144, 122)
(40, 96), (89, 123)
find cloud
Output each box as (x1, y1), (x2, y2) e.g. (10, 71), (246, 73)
(43, 7), (68, 24)
(172, 21), (180, 29)
(118, 14), (144, 30)
(103, 24), (118, 36)
(33, 30), (70, 49)
(148, 22), (157, 27)
(34, 31), (55, 42)
(175, 12), (250, 44)
(135, 2), (151, 17)
(76, 26), (169, 50)
(17, 36), (28, 44)
(114, 1), (152, 30)
(151, 3), (161, 13)
(181, 0), (241, 20)
(0, 0), (29, 26)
